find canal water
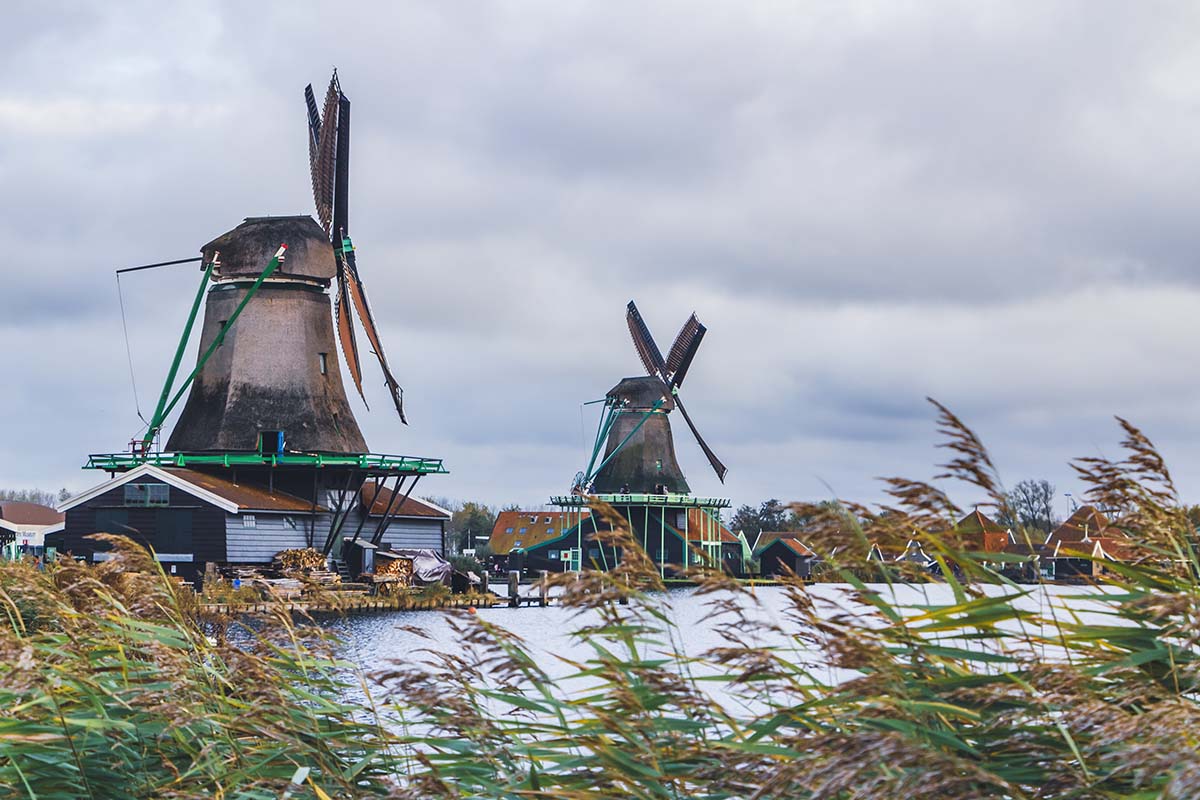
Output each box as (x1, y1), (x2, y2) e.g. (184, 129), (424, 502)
(326, 582), (1118, 702)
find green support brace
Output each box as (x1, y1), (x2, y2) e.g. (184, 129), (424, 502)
(141, 244), (288, 450)
(142, 259), (214, 450)
(582, 402), (620, 482)
(584, 398), (665, 485)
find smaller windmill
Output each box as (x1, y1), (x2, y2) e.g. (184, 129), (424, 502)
(546, 300), (734, 577)
(581, 301), (727, 495)
(304, 70), (406, 422)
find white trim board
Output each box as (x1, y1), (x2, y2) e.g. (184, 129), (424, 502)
(58, 464), (240, 515)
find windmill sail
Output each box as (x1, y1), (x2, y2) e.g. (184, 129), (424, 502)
(623, 300), (727, 483)
(673, 394), (728, 483)
(665, 314), (705, 389)
(626, 301), (666, 377)
(343, 244), (406, 422)
(304, 70), (408, 424)
(307, 76), (339, 235)
(335, 273), (365, 405)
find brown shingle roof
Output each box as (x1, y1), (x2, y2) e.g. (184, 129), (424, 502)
(779, 538), (815, 557)
(361, 482), (451, 519)
(953, 509), (1007, 535)
(0, 501), (64, 526)
(1048, 506), (1115, 546)
(162, 469), (320, 512)
(1092, 537), (1138, 562)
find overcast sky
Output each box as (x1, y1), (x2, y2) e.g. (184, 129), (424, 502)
(4, 1), (1200, 517)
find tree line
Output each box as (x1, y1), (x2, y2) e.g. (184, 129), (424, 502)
(0, 488), (71, 507)
(730, 479), (1067, 539)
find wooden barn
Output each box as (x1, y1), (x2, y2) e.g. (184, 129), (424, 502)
(53, 467), (453, 584)
(754, 533), (816, 578)
(53, 465), (322, 582)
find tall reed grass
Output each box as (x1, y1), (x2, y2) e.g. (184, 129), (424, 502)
(4, 401), (1200, 798)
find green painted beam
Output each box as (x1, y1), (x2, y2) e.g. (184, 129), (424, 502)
(144, 244), (288, 449)
(85, 451), (448, 474)
(550, 493), (731, 509)
(143, 260), (214, 449)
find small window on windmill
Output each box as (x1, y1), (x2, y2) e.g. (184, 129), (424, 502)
(258, 431), (284, 454)
(318, 352), (328, 375)
(656, 459), (663, 472)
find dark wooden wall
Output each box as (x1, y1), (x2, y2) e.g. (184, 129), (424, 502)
(54, 478), (226, 581)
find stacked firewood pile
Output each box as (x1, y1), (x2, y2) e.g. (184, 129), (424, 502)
(274, 548), (327, 571)
(375, 556), (414, 583)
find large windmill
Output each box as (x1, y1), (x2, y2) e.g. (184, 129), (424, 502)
(75, 71), (447, 582)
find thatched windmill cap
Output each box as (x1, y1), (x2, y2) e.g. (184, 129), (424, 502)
(202, 216), (336, 282)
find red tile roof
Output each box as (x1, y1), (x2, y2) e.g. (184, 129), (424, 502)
(1048, 506), (1115, 546)
(682, 508), (738, 544)
(754, 533), (816, 557)
(490, 510), (587, 555)
(1092, 537), (1138, 562)
(361, 482), (451, 519)
(778, 538), (815, 558)
(953, 509), (1007, 534)
(0, 501), (63, 526)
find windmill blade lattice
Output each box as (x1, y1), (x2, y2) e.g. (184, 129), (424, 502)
(304, 70), (407, 424)
(665, 314), (705, 389)
(624, 299), (726, 483)
(306, 75), (339, 236)
(626, 301), (667, 377)
(674, 394), (728, 483)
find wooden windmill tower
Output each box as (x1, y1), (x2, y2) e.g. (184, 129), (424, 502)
(543, 301), (734, 577)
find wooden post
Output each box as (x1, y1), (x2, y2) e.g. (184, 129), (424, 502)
(508, 571), (519, 608)
(539, 570), (549, 607)
(481, 570), (489, 597)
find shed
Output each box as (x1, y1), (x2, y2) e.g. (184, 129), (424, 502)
(754, 533), (816, 578)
